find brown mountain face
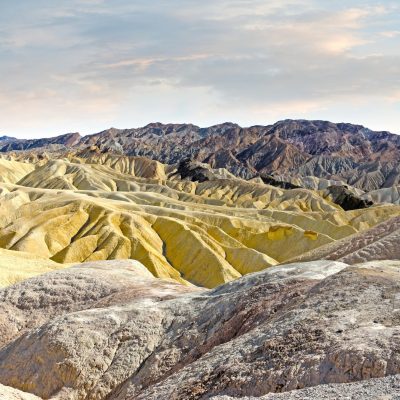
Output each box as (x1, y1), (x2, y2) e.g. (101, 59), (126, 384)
(1, 120), (400, 190)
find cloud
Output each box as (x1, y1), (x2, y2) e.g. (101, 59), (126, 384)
(380, 30), (400, 38)
(103, 54), (213, 70)
(0, 0), (399, 137)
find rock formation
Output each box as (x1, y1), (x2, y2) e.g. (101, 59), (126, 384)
(1, 260), (400, 399)
(212, 375), (400, 399)
(0, 157), (35, 184)
(291, 215), (400, 264)
(1, 155), (399, 288)
(0, 384), (40, 400)
(172, 158), (236, 182)
(323, 185), (373, 211)
(0, 132), (81, 152)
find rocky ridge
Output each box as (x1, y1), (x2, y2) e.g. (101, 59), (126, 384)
(212, 375), (400, 399)
(3, 119), (400, 191)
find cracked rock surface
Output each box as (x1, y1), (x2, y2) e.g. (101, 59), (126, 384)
(212, 374), (400, 399)
(1, 259), (400, 399)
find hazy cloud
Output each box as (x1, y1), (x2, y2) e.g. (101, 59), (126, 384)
(0, 0), (399, 137)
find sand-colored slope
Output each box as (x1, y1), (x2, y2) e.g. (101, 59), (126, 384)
(1, 180), (399, 288)
(0, 186), (277, 287)
(18, 159), (143, 191)
(0, 248), (64, 287)
(0, 158), (35, 184)
(289, 215), (400, 264)
(0, 156), (399, 288)
(75, 153), (169, 180)
(152, 216), (242, 287)
(17, 158), (344, 212)
(0, 384), (41, 400)
(363, 185), (400, 204)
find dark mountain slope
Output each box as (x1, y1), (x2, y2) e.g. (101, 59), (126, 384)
(2, 120), (400, 190)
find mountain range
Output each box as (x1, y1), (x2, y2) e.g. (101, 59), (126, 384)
(2, 119), (400, 192)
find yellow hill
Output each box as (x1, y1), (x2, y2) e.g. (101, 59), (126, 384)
(0, 158), (35, 184)
(0, 156), (399, 288)
(0, 248), (65, 287)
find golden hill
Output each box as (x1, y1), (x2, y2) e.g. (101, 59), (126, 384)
(0, 157), (35, 184)
(0, 248), (64, 287)
(0, 154), (399, 288)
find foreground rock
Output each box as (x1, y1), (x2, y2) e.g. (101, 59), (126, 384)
(1, 259), (400, 399)
(0, 384), (41, 400)
(0, 260), (200, 349)
(212, 374), (400, 399)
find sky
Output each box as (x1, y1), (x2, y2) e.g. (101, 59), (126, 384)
(0, 0), (399, 138)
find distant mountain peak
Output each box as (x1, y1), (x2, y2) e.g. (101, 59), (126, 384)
(0, 135), (17, 141)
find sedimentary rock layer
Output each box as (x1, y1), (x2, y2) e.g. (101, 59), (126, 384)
(1, 175), (399, 288)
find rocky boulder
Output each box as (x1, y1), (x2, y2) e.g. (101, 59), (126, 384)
(172, 158), (236, 182)
(324, 185), (373, 210)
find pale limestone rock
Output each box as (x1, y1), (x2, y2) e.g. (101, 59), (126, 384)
(1, 260), (400, 399)
(0, 383), (41, 399)
(211, 374), (400, 399)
